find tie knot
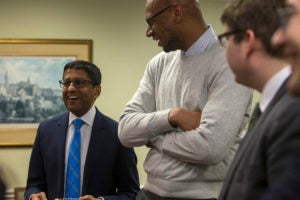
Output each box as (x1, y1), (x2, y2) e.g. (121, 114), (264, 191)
(248, 103), (262, 130)
(252, 103), (262, 118)
(73, 118), (84, 129)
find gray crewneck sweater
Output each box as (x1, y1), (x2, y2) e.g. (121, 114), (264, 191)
(119, 43), (252, 199)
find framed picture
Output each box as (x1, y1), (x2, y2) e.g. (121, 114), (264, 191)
(0, 39), (93, 147)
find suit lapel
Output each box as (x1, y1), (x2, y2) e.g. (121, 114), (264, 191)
(81, 109), (107, 193)
(54, 113), (69, 197)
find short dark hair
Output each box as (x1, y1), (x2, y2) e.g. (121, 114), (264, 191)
(220, 0), (286, 56)
(63, 60), (102, 85)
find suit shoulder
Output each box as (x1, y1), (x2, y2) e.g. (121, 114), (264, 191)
(268, 93), (300, 128)
(96, 110), (118, 127)
(103, 114), (118, 126)
(38, 112), (68, 126)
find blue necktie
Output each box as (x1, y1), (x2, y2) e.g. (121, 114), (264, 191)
(65, 118), (84, 198)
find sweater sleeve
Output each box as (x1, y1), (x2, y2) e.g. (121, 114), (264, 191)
(118, 58), (175, 147)
(157, 65), (252, 165)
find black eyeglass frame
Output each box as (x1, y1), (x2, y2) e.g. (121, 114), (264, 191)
(59, 78), (94, 88)
(218, 29), (245, 47)
(146, 5), (173, 27)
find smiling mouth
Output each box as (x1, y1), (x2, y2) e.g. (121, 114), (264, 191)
(67, 95), (80, 100)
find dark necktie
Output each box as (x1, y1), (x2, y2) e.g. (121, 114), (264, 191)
(65, 118), (84, 198)
(248, 103), (262, 130)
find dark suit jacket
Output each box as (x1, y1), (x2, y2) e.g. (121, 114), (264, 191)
(25, 108), (140, 200)
(260, 147), (300, 200)
(218, 81), (300, 200)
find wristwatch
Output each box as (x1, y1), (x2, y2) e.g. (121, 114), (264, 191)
(97, 197), (104, 200)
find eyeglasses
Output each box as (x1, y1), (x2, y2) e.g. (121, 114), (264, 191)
(278, 6), (300, 29)
(146, 5), (173, 28)
(59, 78), (93, 88)
(218, 29), (245, 47)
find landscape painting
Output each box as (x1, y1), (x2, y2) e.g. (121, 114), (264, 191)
(0, 56), (75, 123)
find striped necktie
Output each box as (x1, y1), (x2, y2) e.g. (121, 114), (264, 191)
(65, 118), (84, 198)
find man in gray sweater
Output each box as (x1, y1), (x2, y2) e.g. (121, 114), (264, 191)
(118, 0), (252, 199)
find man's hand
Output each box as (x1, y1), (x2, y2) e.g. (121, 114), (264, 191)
(30, 192), (47, 200)
(168, 108), (201, 131)
(80, 195), (101, 200)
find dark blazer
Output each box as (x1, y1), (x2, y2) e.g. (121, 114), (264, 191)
(260, 147), (300, 200)
(25, 108), (140, 200)
(218, 80), (300, 200)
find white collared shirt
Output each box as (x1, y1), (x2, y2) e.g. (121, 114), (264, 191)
(259, 66), (291, 112)
(65, 106), (96, 194)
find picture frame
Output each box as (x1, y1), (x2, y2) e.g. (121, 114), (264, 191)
(0, 39), (93, 147)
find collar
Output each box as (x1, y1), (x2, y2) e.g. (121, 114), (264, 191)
(260, 66), (291, 112)
(68, 106), (96, 126)
(182, 25), (218, 56)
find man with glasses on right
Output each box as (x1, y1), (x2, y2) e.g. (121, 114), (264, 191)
(218, 0), (300, 199)
(258, 0), (300, 199)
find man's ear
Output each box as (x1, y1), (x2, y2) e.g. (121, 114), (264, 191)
(242, 29), (257, 60)
(172, 4), (183, 23)
(94, 85), (101, 100)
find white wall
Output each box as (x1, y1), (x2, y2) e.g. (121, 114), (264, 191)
(0, 0), (230, 190)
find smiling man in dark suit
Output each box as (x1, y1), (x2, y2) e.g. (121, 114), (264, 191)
(25, 60), (139, 200)
(217, 0), (300, 199)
